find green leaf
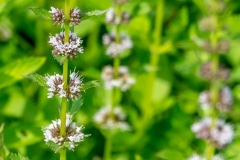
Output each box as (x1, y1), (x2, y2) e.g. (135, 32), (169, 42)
(25, 74), (47, 87)
(29, 7), (51, 20)
(80, 80), (99, 92)
(53, 55), (68, 65)
(0, 57), (46, 89)
(81, 10), (106, 21)
(7, 153), (29, 160)
(46, 141), (62, 153)
(70, 96), (83, 115)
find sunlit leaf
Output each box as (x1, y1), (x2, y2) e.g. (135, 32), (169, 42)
(0, 57), (46, 89)
(70, 96), (83, 115)
(80, 80), (99, 92)
(25, 74), (47, 87)
(81, 10), (106, 21)
(7, 153), (29, 160)
(53, 54), (67, 65)
(46, 141), (62, 153)
(29, 7), (51, 20)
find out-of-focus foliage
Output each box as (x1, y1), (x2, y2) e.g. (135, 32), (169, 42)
(1, 0), (240, 160)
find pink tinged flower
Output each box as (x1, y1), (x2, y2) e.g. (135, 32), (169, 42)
(45, 74), (66, 98)
(94, 106), (130, 131)
(191, 117), (234, 148)
(102, 33), (133, 57)
(68, 71), (82, 100)
(49, 7), (65, 25)
(101, 65), (135, 91)
(42, 113), (89, 151)
(198, 86), (233, 112)
(49, 32), (83, 59)
(70, 8), (82, 25)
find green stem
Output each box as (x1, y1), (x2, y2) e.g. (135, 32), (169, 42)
(103, 133), (112, 160)
(60, 0), (70, 160)
(143, 0), (164, 121)
(205, 13), (220, 160)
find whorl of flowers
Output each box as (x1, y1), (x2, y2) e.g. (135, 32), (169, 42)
(200, 62), (229, 81)
(45, 71), (82, 100)
(105, 8), (130, 25)
(49, 7), (82, 26)
(101, 65), (135, 91)
(49, 32), (83, 59)
(203, 40), (230, 54)
(103, 33), (133, 57)
(198, 86), (233, 112)
(42, 113), (88, 151)
(191, 117), (234, 148)
(188, 154), (224, 160)
(94, 106), (130, 131)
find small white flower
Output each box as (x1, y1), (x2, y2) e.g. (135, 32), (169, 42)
(105, 8), (121, 25)
(211, 120), (234, 148)
(103, 33), (132, 57)
(94, 106), (130, 131)
(191, 117), (234, 148)
(45, 74), (66, 98)
(217, 86), (233, 112)
(42, 113), (89, 151)
(49, 7), (65, 25)
(101, 65), (135, 91)
(70, 8), (82, 25)
(49, 32), (83, 59)
(198, 86), (233, 112)
(68, 71), (82, 100)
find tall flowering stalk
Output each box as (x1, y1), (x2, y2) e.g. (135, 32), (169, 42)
(189, 0), (234, 159)
(93, 0), (134, 159)
(28, 0), (103, 159)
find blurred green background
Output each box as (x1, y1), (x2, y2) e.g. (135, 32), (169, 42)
(1, 0), (240, 159)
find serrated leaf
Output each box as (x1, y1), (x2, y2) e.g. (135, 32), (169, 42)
(46, 141), (62, 153)
(81, 10), (106, 21)
(25, 74), (47, 87)
(70, 96), (83, 115)
(53, 55), (67, 65)
(0, 57), (46, 89)
(7, 153), (29, 160)
(29, 7), (51, 20)
(80, 80), (99, 92)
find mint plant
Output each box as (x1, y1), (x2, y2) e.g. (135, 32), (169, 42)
(28, 0), (102, 159)
(189, 0), (234, 159)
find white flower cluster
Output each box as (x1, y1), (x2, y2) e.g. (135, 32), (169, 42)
(49, 7), (65, 25)
(101, 65), (135, 91)
(94, 106), (130, 131)
(198, 86), (233, 112)
(103, 33), (132, 57)
(49, 31), (83, 59)
(49, 7), (82, 26)
(45, 72), (82, 100)
(45, 74), (65, 98)
(105, 8), (130, 25)
(191, 117), (234, 148)
(68, 71), (82, 100)
(70, 8), (82, 25)
(188, 154), (224, 160)
(42, 113), (88, 151)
